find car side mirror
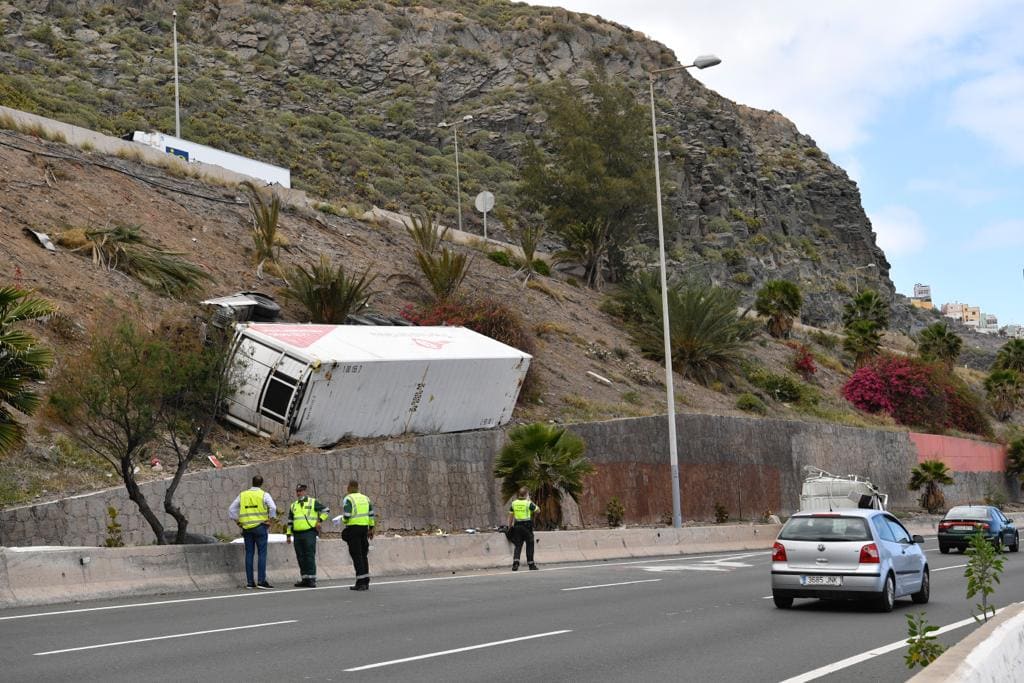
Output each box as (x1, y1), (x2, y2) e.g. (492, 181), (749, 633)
(912, 535), (925, 544)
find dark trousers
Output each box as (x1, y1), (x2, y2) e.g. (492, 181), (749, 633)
(242, 524), (269, 585)
(512, 522), (535, 563)
(292, 529), (318, 579)
(343, 525), (370, 585)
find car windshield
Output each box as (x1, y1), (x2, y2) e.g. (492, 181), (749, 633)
(778, 516), (872, 542)
(945, 507), (989, 521)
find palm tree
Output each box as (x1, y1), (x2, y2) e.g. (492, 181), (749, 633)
(754, 280), (803, 338)
(280, 253), (377, 323)
(908, 460), (954, 513)
(0, 286), (55, 455)
(917, 322), (963, 369)
(1007, 438), (1024, 491)
(994, 339), (1024, 373)
(493, 423), (594, 530)
(984, 369), (1022, 421)
(242, 180), (282, 271)
(842, 319), (882, 367)
(842, 289), (889, 330)
(609, 275), (755, 385)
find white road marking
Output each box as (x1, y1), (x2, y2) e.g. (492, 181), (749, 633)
(562, 579), (662, 591)
(0, 550), (768, 622)
(33, 620), (296, 656)
(642, 565), (730, 572)
(343, 630), (573, 672)
(932, 564), (967, 572)
(778, 612), (998, 682)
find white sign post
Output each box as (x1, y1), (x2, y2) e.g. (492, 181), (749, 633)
(474, 191), (495, 242)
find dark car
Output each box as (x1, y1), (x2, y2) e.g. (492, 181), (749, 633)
(937, 505), (1019, 554)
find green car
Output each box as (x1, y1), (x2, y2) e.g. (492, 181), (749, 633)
(937, 505), (1019, 554)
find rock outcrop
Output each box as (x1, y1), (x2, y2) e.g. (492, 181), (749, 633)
(0, 0), (893, 324)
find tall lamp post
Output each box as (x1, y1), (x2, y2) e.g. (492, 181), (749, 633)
(853, 263), (876, 293)
(172, 10), (181, 138)
(649, 54), (721, 529)
(437, 114), (474, 233)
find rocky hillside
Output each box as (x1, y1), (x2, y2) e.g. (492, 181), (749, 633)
(0, 0), (893, 324)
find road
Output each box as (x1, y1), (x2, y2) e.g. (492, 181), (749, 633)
(0, 536), (1020, 682)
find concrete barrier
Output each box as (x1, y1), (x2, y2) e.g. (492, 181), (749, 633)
(0, 524), (779, 609)
(909, 602), (1024, 682)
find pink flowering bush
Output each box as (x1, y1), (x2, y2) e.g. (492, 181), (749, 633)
(842, 355), (990, 436)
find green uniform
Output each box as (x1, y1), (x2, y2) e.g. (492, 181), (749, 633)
(287, 496), (329, 585)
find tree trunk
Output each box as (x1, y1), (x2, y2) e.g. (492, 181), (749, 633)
(121, 455), (165, 544)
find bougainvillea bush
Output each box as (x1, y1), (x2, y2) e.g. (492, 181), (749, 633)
(842, 355), (991, 436)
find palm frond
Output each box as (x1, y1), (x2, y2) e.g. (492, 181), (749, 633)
(280, 253), (377, 323)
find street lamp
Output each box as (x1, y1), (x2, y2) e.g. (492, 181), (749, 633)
(172, 10), (180, 138)
(649, 54), (721, 529)
(853, 263), (876, 293)
(437, 114), (474, 233)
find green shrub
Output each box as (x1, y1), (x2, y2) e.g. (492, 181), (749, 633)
(736, 392), (767, 415)
(532, 259), (551, 276)
(487, 251), (515, 268)
(749, 369), (804, 402)
(809, 330), (839, 350)
(605, 496), (625, 527)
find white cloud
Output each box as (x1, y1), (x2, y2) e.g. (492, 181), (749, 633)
(949, 71), (1024, 164)
(967, 219), (1024, 250)
(868, 206), (927, 256)
(906, 178), (1001, 206)
(533, 0), (1021, 156)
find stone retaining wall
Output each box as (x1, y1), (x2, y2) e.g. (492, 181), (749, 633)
(0, 415), (1016, 547)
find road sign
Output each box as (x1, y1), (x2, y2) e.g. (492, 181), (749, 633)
(474, 191), (495, 240)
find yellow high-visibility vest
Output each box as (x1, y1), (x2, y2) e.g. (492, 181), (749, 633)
(343, 493), (374, 527)
(511, 498), (534, 521)
(289, 497), (324, 533)
(238, 489), (269, 530)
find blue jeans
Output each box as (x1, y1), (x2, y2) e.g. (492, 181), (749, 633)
(242, 524), (269, 585)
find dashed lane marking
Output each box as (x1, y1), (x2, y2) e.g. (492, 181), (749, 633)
(33, 620), (296, 656)
(343, 630), (573, 672)
(562, 579), (662, 591)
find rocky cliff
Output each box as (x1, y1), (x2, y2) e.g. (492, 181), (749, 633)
(0, 0), (893, 324)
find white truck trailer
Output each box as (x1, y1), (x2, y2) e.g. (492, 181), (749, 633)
(222, 323), (531, 446)
(131, 131), (291, 188)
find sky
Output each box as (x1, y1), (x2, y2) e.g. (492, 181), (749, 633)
(530, 1), (1024, 325)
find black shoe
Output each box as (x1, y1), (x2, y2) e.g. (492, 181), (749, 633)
(245, 583), (256, 590)
(349, 584), (369, 591)
(294, 580), (308, 588)
(307, 579), (317, 588)
(512, 562), (520, 571)
(256, 581), (274, 590)
(528, 563), (539, 571)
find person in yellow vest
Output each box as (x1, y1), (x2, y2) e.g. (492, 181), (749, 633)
(341, 479), (376, 591)
(507, 487), (538, 571)
(286, 483), (330, 588)
(228, 474), (277, 589)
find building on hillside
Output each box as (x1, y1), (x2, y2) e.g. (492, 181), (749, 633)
(910, 282), (934, 309)
(1001, 324), (1024, 339)
(977, 313), (1000, 334)
(941, 302), (981, 326)
(130, 131), (291, 188)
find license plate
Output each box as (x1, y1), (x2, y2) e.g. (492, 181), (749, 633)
(953, 525), (975, 532)
(800, 575), (842, 587)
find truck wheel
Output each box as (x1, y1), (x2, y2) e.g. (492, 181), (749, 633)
(939, 544), (949, 554)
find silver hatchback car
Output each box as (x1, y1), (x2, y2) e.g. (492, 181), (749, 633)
(771, 509), (929, 611)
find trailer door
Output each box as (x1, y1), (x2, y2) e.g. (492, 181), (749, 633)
(226, 336), (307, 438)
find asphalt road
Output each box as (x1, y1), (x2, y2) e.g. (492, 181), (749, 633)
(1, 536), (1021, 682)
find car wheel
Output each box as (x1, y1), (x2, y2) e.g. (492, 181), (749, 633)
(1011, 533), (1019, 553)
(911, 568), (930, 604)
(939, 544), (950, 554)
(875, 574), (895, 612)
(773, 593), (793, 609)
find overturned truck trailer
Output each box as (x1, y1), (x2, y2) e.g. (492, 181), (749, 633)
(223, 323), (532, 446)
